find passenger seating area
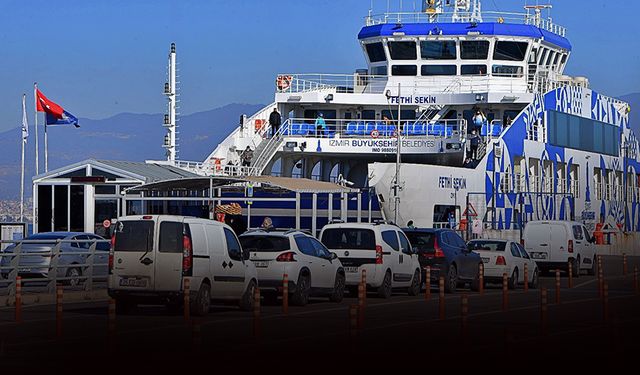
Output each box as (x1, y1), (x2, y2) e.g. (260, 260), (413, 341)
(345, 121), (455, 137)
(480, 123), (503, 137)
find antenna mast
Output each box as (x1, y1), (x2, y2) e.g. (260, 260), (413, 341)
(163, 43), (178, 163)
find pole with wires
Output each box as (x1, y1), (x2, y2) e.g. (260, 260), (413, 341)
(393, 83), (402, 225)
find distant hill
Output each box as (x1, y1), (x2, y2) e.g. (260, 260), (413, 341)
(619, 93), (640, 135)
(0, 103), (263, 200)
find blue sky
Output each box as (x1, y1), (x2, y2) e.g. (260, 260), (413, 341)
(0, 0), (638, 132)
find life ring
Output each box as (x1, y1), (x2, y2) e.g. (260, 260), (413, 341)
(214, 159), (222, 172)
(276, 75), (293, 91)
(370, 130), (379, 138)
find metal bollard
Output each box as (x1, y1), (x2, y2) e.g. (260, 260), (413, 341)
(439, 276), (445, 320)
(502, 273), (509, 311)
(461, 294), (469, 340)
(425, 267), (431, 301)
(192, 318), (202, 350)
(523, 263), (529, 293)
(540, 288), (548, 336)
(183, 278), (191, 322)
(357, 282), (365, 329)
(282, 273), (289, 315)
(623, 253), (628, 276)
(603, 282), (609, 323)
(479, 263), (484, 296)
(555, 269), (561, 304)
(349, 304), (358, 339)
(253, 287), (261, 339)
(568, 261), (573, 289)
(634, 266), (639, 295)
(56, 284), (63, 338)
(598, 259), (604, 299)
(15, 276), (22, 324)
(361, 269), (367, 307)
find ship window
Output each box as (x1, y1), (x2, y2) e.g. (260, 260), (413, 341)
(391, 65), (417, 76)
(560, 54), (568, 67)
(388, 41), (417, 60)
(492, 65), (523, 77)
(493, 41), (528, 61)
(461, 64), (487, 75)
(365, 42), (386, 63)
(371, 65), (387, 76)
(420, 41), (456, 60)
(362, 110), (376, 120)
(381, 110), (416, 120)
(538, 48), (548, 65)
(460, 40), (490, 59)
(421, 65), (457, 76)
(548, 110), (619, 156)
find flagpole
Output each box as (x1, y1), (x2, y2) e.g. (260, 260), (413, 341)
(20, 94), (26, 222)
(44, 118), (48, 173)
(34, 82), (39, 175)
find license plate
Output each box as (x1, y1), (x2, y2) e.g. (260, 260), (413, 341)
(119, 277), (148, 287)
(481, 257), (489, 263)
(253, 261), (269, 268)
(531, 253), (547, 260)
(344, 266), (359, 273)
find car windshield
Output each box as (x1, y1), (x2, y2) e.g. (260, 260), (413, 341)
(239, 235), (290, 252)
(467, 241), (506, 251)
(404, 231), (436, 252)
(321, 228), (376, 250)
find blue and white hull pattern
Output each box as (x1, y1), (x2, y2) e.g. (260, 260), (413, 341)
(370, 86), (639, 248)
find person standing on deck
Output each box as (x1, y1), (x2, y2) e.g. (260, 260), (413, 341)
(469, 130), (481, 159)
(269, 108), (282, 137)
(315, 113), (327, 137)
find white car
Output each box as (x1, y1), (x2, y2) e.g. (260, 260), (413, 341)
(523, 220), (596, 276)
(467, 239), (539, 289)
(319, 223), (421, 299)
(108, 215), (258, 315)
(239, 230), (345, 306)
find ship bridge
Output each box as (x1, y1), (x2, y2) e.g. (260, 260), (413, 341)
(173, 1), (590, 188)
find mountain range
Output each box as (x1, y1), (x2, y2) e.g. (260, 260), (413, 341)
(0, 103), (263, 200)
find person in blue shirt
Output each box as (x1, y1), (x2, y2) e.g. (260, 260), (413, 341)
(315, 113), (327, 137)
(472, 109), (486, 132)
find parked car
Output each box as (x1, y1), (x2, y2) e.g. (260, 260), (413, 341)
(108, 215), (258, 315)
(467, 239), (539, 289)
(319, 223), (421, 299)
(523, 220), (596, 276)
(239, 229), (345, 306)
(404, 228), (482, 293)
(0, 232), (110, 286)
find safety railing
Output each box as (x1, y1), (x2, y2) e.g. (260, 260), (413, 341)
(249, 119), (293, 176)
(364, 11), (566, 37)
(0, 238), (110, 296)
(174, 160), (258, 177)
(276, 73), (388, 94)
(280, 118), (467, 140)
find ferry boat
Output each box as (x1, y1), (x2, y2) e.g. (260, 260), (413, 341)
(174, 1), (638, 249)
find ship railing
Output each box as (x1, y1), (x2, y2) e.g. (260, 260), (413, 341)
(570, 179), (581, 199)
(365, 11), (565, 36)
(277, 73), (389, 94)
(174, 160), (258, 177)
(249, 119), (293, 176)
(280, 117), (467, 140)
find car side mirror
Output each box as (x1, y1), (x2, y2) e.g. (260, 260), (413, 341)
(589, 236), (596, 244)
(330, 252), (338, 260)
(242, 248), (250, 261)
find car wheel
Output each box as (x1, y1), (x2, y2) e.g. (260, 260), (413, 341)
(377, 270), (392, 299)
(407, 269), (421, 296)
(572, 256), (581, 278)
(470, 264), (482, 292)
(329, 272), (345, 303)
(66, 267), (82, 287)
(291, 273), (310, 306)
(239, 280), (256, 311)
(529, 269), (539, 289)
(587, 256), (596, 276)
(508, 269), (518, 290)
(444, 265), (458, 293)
(191, 283), (211, 316)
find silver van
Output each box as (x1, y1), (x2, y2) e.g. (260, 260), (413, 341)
(108, 215), (257, 315)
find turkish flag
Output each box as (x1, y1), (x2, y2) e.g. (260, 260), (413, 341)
(35, 89), (65, 119)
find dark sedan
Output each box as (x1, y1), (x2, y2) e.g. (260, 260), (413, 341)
(403, 228), (482, 293)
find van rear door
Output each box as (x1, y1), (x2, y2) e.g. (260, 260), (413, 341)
(112, 219), (156, 291)
(154, 220), (186, 292)
(320, 227), (377, 277)
(549, 223), (568, 262)
(525, 223), (551, 261)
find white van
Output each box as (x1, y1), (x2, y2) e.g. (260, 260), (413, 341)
(523, 220), (596, 276)
(319, 223), (421, 298)
(108, 215), (258, 315)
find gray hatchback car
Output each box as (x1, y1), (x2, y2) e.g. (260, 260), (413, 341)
(0, 232), (110, 286)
